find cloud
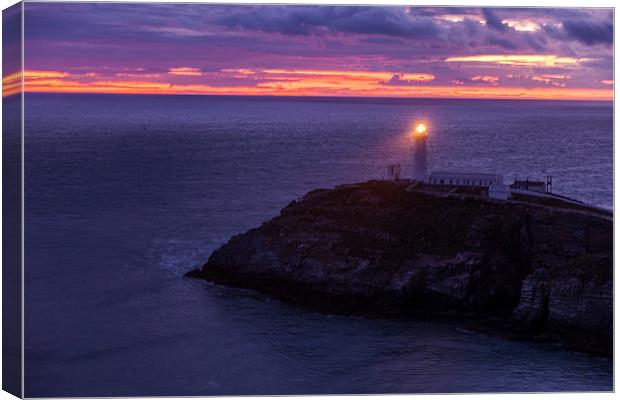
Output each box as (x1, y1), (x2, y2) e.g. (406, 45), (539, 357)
(561, 19), (613, 45)
(223, 68), (434, 84)
(19, 4), (614, 99)
(487, 37), (518, 50)
(332, 8), (441, 38)
(445, 54), (590, 68)
(143, 26), (213, 38)
(24, 70), (69, 79)
(502, 19), (540, 32)
(168, 67), (202, 76)
(2, 71), (22, 97)
(481, 9), (508, 31)
(383, 73), (436, 85)
(531, 74), (569, 87)
(217, 6), (442, 39)
(471, 75), (500, 85)
(115, 72), (161, 78)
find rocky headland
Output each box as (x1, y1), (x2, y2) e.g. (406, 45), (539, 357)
(186, 180), (612, 356)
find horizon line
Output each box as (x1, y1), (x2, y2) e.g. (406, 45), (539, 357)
(4, 90), (614, 102)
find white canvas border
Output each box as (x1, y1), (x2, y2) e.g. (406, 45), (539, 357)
(0, 1), (616, 399)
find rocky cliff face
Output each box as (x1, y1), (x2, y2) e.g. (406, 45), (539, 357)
(186, 180), (612, 356)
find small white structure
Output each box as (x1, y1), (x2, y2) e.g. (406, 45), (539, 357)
(427, 171), (504, 188)
(411, 123), (428, 182)
(387, 164), (401, 181)
(488, 183), (511, 200)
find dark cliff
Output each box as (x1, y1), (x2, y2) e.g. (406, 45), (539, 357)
(187, 180), (612, 356)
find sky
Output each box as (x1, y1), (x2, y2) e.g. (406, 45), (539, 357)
(4, 4), (614, 100)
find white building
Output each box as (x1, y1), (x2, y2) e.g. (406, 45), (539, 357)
(488, 183), (511, 200)
(427, 171), (504, 188)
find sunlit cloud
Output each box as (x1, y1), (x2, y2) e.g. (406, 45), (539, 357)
(220, 68), (435, 86)
(115, 73), (162, 78)
(257, 69), (435, 82)
(601, 80), (613, 85)
(2, 71), (22, 97)
(532, 74), (570, 87)
(536, 74), (570, 79)
(434, 14), (465, 23)
(168, 67), (203, 76)
(445, 55), (590, 68)
(502, 19), (540, 32)
(394, 73), (436, 82)
(220, 68), (258, 77)
(4, 70), (71, 96)
(24, 70), (69, 79)
(434, 14), (485, 24)
(471, 75), (500, 85)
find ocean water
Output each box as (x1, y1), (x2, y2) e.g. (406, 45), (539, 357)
(23, 93), (613, 396)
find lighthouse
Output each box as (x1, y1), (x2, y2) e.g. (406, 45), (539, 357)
(412, 122), (428, 182)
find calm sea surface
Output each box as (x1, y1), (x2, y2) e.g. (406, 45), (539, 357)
(23, 94), (613, 396)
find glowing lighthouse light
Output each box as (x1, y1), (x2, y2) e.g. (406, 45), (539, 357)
(412, 121), (429, 182)
(415, 122), (427, 136)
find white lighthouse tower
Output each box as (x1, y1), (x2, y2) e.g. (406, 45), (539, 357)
(412, 122), (428, 182)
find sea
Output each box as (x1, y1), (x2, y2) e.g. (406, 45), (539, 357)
(22, 93), (613, 396)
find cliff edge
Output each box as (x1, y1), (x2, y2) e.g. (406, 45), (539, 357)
(186, 180), (612, 356)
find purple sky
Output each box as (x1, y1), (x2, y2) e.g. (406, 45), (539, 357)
(18, 4), (614, 99)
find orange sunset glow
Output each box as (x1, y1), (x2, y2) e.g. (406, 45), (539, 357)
(5, 68), (612, 100)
